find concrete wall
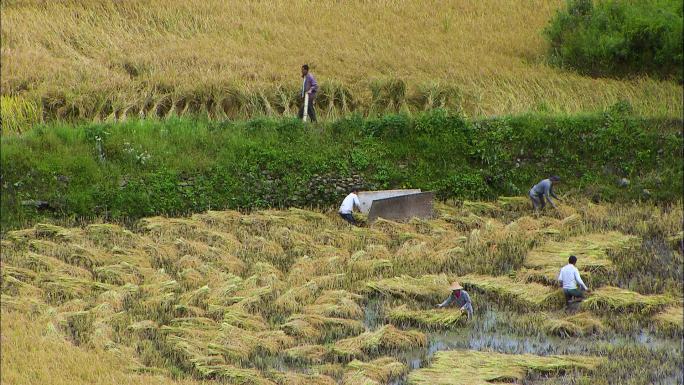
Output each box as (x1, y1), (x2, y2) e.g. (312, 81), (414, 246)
(357, 189), (421, 214)
(367, 192), (435, 222)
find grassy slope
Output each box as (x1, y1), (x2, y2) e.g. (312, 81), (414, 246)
(2, 111), (681, 230)
(1, 0), (681, 127)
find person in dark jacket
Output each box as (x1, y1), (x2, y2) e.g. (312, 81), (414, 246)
(436, 281), (473, 320)
(298, 64), (318, 122)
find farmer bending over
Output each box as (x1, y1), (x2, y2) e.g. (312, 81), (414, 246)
(436, 281), (473, 320)
(558, 255), (590, 306)
(298, 64), (318, 122)
(339, 188), (361, 225)
(529, 175), (561, 211)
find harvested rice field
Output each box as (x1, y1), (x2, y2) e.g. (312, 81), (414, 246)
(1, 199), (682, 385)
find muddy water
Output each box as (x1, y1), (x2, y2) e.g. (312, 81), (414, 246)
(363, 299), (682, 385)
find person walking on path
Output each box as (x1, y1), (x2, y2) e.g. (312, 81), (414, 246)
(529, 175), (561, 211)
(339, 188), (361, 225)
(436, 281), (473, 320)
(298, 64), (318, 122)
(558, 255), (590, 307)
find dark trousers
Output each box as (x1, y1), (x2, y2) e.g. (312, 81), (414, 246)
(563, 288), (585, 304)
(339, 212), (355, 225)
(298, 96), (316, 122)
(529, 191), (545, 210)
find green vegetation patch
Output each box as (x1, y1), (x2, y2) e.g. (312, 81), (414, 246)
(545, 0), (683, 79)
(460, 274), (565, 310)
(408, 349), (604, 385)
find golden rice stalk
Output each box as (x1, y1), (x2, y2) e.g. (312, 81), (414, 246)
(33, 223), (79, 242)
(274, 273), (347, 313)
(460, 274), (565, 310)
(281, 313), (364, 342)
(407, 350), (605, 385)
(653, 305), (683, 336)
(582, 286), (674, 315)
(266, 371), (336, 385)
(84, 223), (137, 247)
(283, 344), (330, 364)
(514, 312), (604, 338)
(343, 357), (408, 385)
(462, 200), (501, 216)
(195, 364), (276, 385)
(387, 305), (467, 330)
(0, 95), (42, 134)
(525, 232), (638, 273)
(221, 304), (268, 331)
(305, 290), (364, 320)
(497, 196), (530, 212)
(333, 325), (426, 358)
(366, 274), (451, 303)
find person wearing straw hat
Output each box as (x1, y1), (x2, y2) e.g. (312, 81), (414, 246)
(436, 281), (473, 320)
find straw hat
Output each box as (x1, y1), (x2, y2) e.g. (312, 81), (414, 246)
(449, 281), (463, 290)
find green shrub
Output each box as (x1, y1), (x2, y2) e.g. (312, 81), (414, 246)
(545, 0), (683, 79)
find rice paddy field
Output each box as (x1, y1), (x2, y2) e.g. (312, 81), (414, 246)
(2, 0), (682, 133)
(2, 198), (682, 384)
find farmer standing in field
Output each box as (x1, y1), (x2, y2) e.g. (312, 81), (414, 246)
(299, 64), (318, 122)
(436, 281), (473, 320)
(558, 255), (590, 307)
(339, 187), (361, 225)
(529, 175), (561, 211)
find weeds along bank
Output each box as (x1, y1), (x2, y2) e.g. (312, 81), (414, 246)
(1, 200), (682, 384)
(2, 110), (681, 230)
(2, 0), (683, 134)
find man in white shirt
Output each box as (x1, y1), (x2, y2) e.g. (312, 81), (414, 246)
(558, 255), (590, 305)
(339, 188), (361, 225)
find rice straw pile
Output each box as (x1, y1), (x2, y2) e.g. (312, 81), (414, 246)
(408, 350), (605, 385)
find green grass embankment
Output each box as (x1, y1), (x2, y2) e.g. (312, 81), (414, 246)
(1, 109), (681, 230)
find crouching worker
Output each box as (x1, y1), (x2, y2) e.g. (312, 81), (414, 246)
(558, 255), (590, 307)
(529, 175), (561, 211)
(339, 188), (361, 225)
(436, 281), (473, 320)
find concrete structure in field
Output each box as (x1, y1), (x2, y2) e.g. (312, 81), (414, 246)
(363, 190), (435, 222)
(357, 189), (422, 214)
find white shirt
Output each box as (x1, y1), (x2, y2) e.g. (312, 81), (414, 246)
(339, 193), (360, 214)
(558, 264), (588, 290)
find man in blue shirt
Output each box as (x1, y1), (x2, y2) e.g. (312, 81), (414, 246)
(298, 64), (318, 123)
(529, 175), (561, 211)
